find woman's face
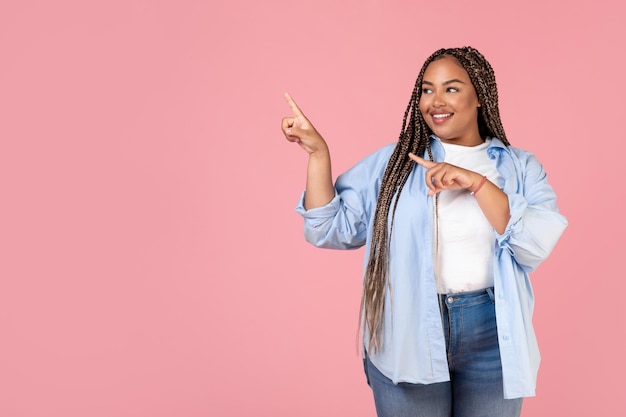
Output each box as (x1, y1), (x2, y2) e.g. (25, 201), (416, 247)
(419, 57), (482, 146)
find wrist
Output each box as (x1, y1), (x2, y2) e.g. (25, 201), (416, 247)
(470, 175), (487, 195)
(308, 144), (330, 159)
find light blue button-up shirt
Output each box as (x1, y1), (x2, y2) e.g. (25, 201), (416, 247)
(295, 136), (568, 399)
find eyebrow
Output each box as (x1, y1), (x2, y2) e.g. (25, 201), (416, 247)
(422, 79), (467, 86)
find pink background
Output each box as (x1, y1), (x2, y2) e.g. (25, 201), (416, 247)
(0, 0), (623, 416)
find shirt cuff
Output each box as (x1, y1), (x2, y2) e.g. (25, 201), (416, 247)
(295, 190), (340, 219)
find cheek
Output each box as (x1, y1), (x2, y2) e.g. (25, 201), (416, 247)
(458, 98), (478, 115)
(466, 103), (480, 119)
(467, 95), (480, 111)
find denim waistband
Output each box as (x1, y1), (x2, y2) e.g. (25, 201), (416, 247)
(438, 287), (495, 307)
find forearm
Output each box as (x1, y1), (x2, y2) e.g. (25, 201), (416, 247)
(304, 147), (335, 210)
(472, 175), (510, 234)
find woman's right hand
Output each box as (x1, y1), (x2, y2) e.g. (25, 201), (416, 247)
(281, 93), (328, 155)
(281, 93), (334, 209)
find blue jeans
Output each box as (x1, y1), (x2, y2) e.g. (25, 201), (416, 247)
(364, 288), (523, 417)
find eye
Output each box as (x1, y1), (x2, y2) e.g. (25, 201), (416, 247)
(446, 87), (459, 93)
(421, 88), (433, 94)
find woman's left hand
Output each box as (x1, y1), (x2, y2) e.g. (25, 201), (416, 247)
(408, 153), (483, 196)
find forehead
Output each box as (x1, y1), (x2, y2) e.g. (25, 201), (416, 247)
(423, 56), (471, 82)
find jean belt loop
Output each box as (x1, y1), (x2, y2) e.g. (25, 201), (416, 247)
(486, 287), (495, 302)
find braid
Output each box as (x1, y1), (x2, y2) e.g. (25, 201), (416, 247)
(359, 46), (509, 352)
(443, 47), (509, 145)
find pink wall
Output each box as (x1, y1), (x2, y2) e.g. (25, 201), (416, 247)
(0, 1), (623, 416)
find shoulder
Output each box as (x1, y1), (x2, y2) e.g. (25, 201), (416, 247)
(344, 142), (397, 174)
(496, 143), (549, 186)
(507, 146), (543, 170)
(335, 142), (397, 191)
(489, 138), (541, 166)
(361, 142), (397, 164)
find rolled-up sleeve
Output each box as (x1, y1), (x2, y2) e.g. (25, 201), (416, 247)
(496, 152), (568, 272)
(294, 144), (394, 250)
(295, 190), (367, 249)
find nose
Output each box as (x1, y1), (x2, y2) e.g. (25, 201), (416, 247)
(433, 90), (446, 107)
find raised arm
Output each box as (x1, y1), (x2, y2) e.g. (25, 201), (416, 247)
(281, 93), (334, 209)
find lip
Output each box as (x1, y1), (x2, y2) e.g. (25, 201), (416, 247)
(429, 112), (453, 124)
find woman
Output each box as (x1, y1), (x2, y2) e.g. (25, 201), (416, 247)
(281, 46), (567, 417)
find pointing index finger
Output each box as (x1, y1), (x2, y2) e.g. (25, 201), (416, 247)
(408, 152), (435, 168)
(284, 92), (304, 117)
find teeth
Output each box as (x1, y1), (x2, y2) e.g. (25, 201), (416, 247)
(433, 113), (451, 119)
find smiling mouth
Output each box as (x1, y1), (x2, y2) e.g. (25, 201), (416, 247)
(432, 113), (452, 119)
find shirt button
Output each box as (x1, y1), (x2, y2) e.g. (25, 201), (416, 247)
(502, 335), (510, 341)
(447, 297), (454, 303)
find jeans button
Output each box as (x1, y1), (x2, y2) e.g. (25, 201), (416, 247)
(447, 296), (454, 303)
